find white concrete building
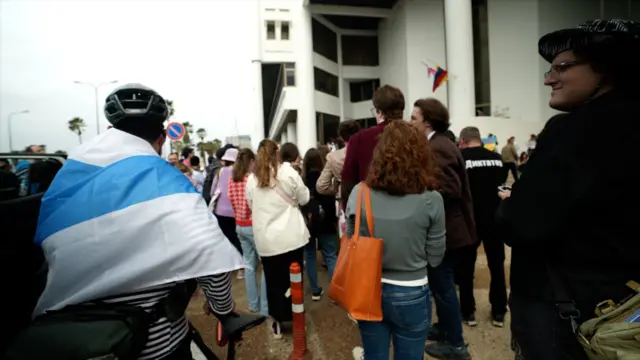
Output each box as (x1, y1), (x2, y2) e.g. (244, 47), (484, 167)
(225, 135), (253, 149)
(251, 0), (639, 152)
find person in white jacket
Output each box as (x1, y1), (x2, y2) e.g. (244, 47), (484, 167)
(245, 139), (310, 339)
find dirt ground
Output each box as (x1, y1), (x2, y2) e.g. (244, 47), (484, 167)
(187, 245), (513, 360)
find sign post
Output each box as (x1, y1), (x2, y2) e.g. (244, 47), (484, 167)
(165, 122), (185, 159)
(166, 122), (185, 141)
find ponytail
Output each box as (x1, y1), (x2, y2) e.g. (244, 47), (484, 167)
(255, 140), (279, 188)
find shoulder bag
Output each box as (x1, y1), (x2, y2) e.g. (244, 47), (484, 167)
(329, 183), (383, 321)
(4, 281), (197, 360)
(547, 265), (640, 359)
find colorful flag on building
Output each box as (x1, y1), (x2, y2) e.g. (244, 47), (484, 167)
(433, 66), (449, 92)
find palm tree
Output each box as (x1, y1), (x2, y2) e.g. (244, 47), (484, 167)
(181, 121), (194, 146)
(68, 117), (86, 144)
(196, 128), (207, 162)
(196, 128), (207, 141)
(200, 140), (222, 158)
(166, 99), (175, 119)
(212, 138), (222, 150)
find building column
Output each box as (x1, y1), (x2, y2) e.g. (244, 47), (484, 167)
(281, 130), (288, 144)
(286, 122), (297, 144)
(444, 0), (476, 121)
(295, 5), (317, 152)
(251, 0), (265, 151)
(337, 34), (345, 122)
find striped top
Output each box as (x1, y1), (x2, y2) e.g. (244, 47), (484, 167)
(98, 272), (234, 360)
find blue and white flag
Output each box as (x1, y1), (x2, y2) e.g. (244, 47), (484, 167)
(33, 128), (245, 315)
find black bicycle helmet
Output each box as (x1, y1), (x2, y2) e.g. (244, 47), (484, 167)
(104, 83), (169, 126)
(539, 19), (640, 63)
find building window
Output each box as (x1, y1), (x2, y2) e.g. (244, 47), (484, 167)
(355, 117), (376, 130)
(281, 21), (290, 40)
(312, 18), (338, 62)
(349, 79), (380, 102)
(266, 21), (276, 40)
(284, 63), (295, 86)
(341, 36), (379, 66)
(472, 0), (491, 115)
(314, 67), (339, 97)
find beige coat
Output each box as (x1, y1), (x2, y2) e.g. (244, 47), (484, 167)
(316, 147), (346, 199)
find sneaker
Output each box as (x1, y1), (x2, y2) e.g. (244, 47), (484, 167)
(492, 313), (505, 328)
(271, 320), (283, 340)
(424, 342), (471, 360)
(236, 270), (244, 280)
(351, 346), (364, 360)
(463, 313), (477, 327)
(427, 323), (446, 342)
(312, 288), (324, 301)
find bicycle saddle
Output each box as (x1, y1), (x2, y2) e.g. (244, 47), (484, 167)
(217, 313), (266, 341)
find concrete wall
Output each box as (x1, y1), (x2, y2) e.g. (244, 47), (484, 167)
(378, 0), (448, 119)
(378, 0), (409, 114)
(404, 0), (448, 111)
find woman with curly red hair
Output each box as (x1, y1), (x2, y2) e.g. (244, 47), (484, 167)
(347, 120), (446, 360)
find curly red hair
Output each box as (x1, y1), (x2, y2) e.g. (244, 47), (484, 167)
(366, 121), (440, 195)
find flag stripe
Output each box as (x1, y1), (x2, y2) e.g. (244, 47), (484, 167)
(35, 192), (245, 315)
(36, 155), (197, 245)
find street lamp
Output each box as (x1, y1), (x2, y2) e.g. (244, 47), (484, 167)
(197, 129), (207, 141)
(74, 80), (118, 135)
(7, 110), (29, 151)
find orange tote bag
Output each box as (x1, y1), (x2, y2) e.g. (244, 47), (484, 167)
(329, 183), (383, 321)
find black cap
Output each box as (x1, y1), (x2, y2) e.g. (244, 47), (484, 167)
(539, 19), (639, 62)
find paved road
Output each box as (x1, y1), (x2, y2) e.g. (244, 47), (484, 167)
(187, 246), (513, 360)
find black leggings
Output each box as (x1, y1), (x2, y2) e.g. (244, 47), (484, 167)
(261, 247), (304, 322)
(216, 215), (242, 255)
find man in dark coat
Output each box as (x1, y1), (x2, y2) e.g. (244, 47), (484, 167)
(411, 98), (476, 360)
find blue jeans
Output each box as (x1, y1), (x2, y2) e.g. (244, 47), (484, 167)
(428, 252), (465, 346)
(358, 283), (431, 360)
(304, 232), (338, 294)
(236, 225), (268, 316)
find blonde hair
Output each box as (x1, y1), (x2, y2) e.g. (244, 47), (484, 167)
(255, 139), (279, 188)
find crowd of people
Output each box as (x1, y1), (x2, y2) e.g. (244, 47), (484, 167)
(2, 18), (639, 360)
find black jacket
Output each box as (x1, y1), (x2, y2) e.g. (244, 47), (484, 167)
(301, 170), (337, 237)
(497, 91), (640, 322)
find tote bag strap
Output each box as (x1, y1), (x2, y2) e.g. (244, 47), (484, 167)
(363, 184), (375, 237)
(353, 183), (375, 240)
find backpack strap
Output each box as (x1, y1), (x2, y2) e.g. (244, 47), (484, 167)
(546, 263), (580, 334)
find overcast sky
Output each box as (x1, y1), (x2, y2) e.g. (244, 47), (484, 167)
(0, 0), (257, 152)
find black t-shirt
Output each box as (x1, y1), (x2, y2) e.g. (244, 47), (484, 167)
(460, 146), (504, 237)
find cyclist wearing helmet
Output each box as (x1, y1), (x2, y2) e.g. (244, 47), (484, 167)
(30, 84), (244, 359)
(498, 20), (640, 360)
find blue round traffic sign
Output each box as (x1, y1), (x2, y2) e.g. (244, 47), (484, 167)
(166, 122), (185, 141)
